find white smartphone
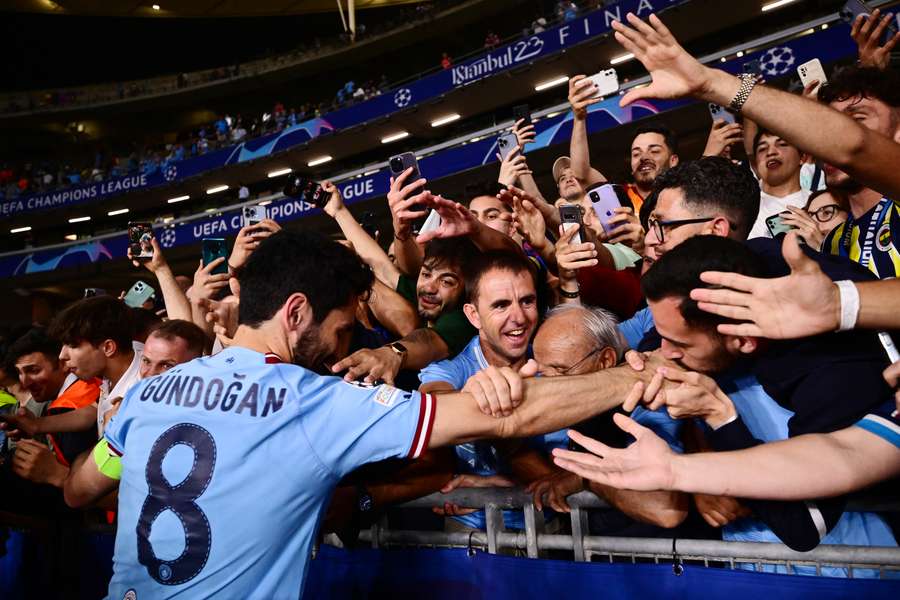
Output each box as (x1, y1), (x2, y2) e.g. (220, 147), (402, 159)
(497, 133), (520, 161)
(797, 59), (827, 89)
(586, 69), (619, 99)
(708, 103), (737, 125)
(243, 205), (266, 226)
(419, 209), (442, 236)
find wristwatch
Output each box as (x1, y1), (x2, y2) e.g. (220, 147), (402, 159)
(387, 341), (408, 367)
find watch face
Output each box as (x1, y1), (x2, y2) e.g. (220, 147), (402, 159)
(390, 342), (408, 355)
(358, 494), (374, 513)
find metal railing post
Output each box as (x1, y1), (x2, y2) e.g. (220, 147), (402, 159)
(485, 503), (505, 555)
(523, 502), (543, 559)
(570, 507), (589, 562)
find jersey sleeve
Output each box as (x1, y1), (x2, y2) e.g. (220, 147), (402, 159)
(102, 378), (147, 456)
(618, 307), (655, 350)
(299, 376), (436, 478)
(854, 401), (900, 449)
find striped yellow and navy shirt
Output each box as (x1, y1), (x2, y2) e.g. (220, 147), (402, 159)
(824, 198), (900, 280)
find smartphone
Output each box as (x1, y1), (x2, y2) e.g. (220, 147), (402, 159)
(202, 238), (229, 275)
(497, 133), (520, 161)
(389, 152), (421, 182)
(586, 69), (619, 99)
(243, 205), (266, 226)
(127, 222), (154, 261)
(83, 288), (106, 298)
(840, 0), (899, 40)
(587, 184), (625, 234)
(283, 175), (330, 208)
(708, 103), (737, 125)
(797, 58), (828, 90)
(559, 204), (585, 244)
(513, 104), (531, 127)
(123, 280), (156, 308)
(419, 209), (443, 237)
(765, 213), (796, 237)
(742, 58), (762, 75)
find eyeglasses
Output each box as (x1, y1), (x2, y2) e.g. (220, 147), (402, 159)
(807, 203), (843, 223)
(545, 347), (601, 376)
(647, 216), (715, 243)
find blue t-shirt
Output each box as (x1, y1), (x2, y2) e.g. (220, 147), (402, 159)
(103, 347), (435, 599)
(419, 336), (564, 530)
(618, 307), (655, 350)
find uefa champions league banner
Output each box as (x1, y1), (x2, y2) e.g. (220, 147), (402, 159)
(0, 16), (883, 279)
(0, 0), (687, 220)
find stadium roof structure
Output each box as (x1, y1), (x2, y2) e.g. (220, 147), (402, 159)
(6, 0), (428, 18)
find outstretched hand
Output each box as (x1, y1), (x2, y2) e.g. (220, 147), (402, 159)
(612, 13), (712, 107)
(414, 192), (479, 243)
(552, 409), (677, 492)
(689, 233), (839, 339)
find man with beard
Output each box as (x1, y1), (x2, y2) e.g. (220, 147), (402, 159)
(818, 67), (900, 279)
(625, 125), (680, 212)
(746, 131), (810, 239)
(63, 230), (673, 598)
(628, 236), (897, 562)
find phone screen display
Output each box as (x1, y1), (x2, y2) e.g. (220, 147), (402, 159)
(128, 222), (154, 260)
(202, 238), (229, 275)
(283, 176), (330, 208)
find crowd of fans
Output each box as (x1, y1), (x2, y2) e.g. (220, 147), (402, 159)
(2, 7), (900, 597)
(1, 0), (592, 206)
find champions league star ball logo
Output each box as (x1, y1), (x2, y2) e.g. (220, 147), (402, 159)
(159, 228), (177, 249)
(759, 46), (795, 77)
(163, 165), (178, 182)
(394, 88), (412, 108)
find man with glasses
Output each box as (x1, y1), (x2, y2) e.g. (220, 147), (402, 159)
(526, 303), (689, 531)
(619, 157), (760, 349)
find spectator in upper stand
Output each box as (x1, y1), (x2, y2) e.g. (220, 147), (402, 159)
(215, 115), (229, 141)
(746, 130), (809, 239)
(232, 120), (248, 143)
(441, 52), (452, 69)
(557, 0), (578, 22)
(531, 15), (548, 34)
(484, 31), (500, 50)
(817, 66), (900, 278)
(238, 183), (250, 200)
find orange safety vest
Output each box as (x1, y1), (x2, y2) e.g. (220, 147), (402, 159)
(47, 378), (101, 467)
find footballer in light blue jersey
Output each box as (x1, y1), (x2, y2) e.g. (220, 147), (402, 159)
(102, 347), (435, 599)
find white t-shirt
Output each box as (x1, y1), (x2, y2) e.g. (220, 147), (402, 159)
(97, 341), (144, 436)
(748, 189), (811, 239)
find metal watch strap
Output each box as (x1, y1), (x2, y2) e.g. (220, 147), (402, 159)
(729, 73), (759, 114)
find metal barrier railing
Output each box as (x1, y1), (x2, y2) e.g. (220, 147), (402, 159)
(347, 488), (900, 578)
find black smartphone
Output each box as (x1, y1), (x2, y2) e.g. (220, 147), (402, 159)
(389, 152), (421, 182)
(202, 238), (229, 275)
(283, 175), (330, 208)
(559, 204), (585, 244)
(513, 104), (531, 127)
(127, 222), (154, 261)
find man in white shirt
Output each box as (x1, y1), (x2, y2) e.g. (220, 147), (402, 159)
(747, 130), (810, 238)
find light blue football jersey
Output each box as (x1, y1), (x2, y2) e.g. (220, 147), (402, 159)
(103, 346), (435, 599)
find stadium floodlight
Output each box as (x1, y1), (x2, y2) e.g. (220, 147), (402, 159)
(267, 168), (293, 178)
(108, 208), (129, 216)
(10, 226), (31, 233)
(64, 234), (77, 241)
(761, 0), (799, 11)
(152, 4), (161, 10)
(431, 114), (460, 127)
(307, 156), (332, 167)
(167, 194), (191, 203)
(68, 216), (91, 223)
(381, 131), (409, 144)
(610, 53), (634, 65)
(206, 186), (229, 195)
(534, 76), (569, 91)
